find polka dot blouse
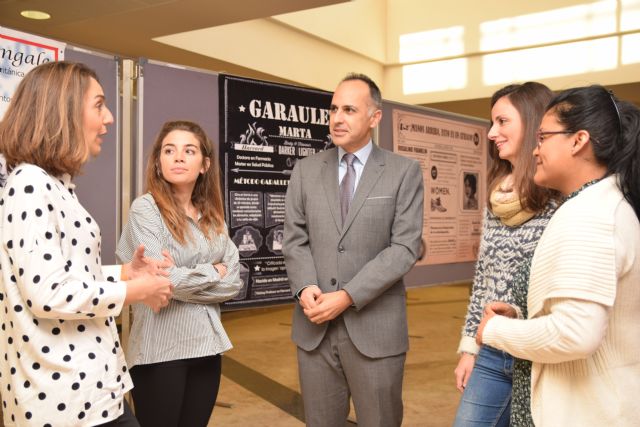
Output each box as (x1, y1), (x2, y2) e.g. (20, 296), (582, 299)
(0, 164), (132, 426)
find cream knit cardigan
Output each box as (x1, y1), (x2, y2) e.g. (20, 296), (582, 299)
(484, 176), (640, 426)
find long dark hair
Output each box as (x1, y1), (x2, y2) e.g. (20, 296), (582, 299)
(547, 85), (640, 219)
(487, 82), (556, 212)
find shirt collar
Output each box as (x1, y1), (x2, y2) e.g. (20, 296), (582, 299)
(338, 140), (373, 165)
(58, 173), (76, 191)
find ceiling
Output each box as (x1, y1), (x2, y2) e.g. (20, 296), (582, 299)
(0, 0), (347, 85)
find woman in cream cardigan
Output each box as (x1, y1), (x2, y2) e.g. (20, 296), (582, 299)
(476, 85), (640, 426)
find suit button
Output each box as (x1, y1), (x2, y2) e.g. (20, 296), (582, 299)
(338, 245), (345, 253)
(330, 278), (337, 286)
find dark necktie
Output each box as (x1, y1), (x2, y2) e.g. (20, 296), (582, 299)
(340, 153), (356, 225)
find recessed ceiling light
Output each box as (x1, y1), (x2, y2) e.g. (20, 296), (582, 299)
(20, 10), (51, 20)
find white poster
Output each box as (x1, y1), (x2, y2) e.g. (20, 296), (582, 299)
(1, 27), (65, 118)
(393, 109), (487, 265)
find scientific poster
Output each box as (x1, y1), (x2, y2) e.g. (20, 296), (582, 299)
(393, 109), (487, 265)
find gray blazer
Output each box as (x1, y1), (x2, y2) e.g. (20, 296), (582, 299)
(283, 144), (424, 358)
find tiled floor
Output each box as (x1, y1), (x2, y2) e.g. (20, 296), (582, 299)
(209, 283), (470, 426)
(0, 283), (470, 426)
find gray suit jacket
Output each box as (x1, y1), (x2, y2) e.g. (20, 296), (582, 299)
(283, 144), (424, 358)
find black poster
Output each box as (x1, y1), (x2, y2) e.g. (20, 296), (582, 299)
(219, 75), (332, 308)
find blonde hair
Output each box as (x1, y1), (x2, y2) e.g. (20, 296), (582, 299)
(0, 61), (98, 177)
(145, 120), (225, 244)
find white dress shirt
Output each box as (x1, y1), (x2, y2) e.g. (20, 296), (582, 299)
(338, 141), (372, 191)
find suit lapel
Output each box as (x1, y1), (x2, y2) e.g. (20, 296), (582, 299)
(321, 150), (342, 233)
(341, 145), (385, 235)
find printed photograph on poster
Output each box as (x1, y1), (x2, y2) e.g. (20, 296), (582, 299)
(266, 225), (284, 255)
(462, 172), (479, 211)
(1, 26), (65, 118)
(219, 75), (332, 308)
(232, 226), (263, 258)
(392, 109), (487, 266)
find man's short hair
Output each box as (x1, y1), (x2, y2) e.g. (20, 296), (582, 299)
(341, 73), (382, 110)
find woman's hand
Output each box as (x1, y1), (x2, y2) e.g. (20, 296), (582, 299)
(125, 274), (174, 313)
(159, 249), (175, 269)
(122, 245), (173, 279)
(214, 263), (228, 278)
(486, 301), (518, 318)
(454, 353), (476, 392)
(476, 301), (517, 345)
(122, 246), (175, 312)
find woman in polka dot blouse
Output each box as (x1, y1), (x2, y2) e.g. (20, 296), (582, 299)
(0, 62), (173, 427)
(116, 120), (242, 427)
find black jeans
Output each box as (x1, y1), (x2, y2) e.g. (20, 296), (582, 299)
(130, 355), (222, 427)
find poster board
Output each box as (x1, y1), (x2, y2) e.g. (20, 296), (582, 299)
(219, 75), (332, 308)
(380, 101), (489, 287)
(393, 109), (487, 266)
(136, 59), (220, 196)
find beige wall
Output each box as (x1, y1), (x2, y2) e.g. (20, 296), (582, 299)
(154, 0), (640, 104)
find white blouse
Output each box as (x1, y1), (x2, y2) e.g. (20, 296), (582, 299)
(0, 164), (132, 427)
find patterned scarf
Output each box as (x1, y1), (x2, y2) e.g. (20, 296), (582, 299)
(490, 175), (535, 227)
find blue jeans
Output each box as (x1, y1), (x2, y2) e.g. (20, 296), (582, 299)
(453, 346), (513, 427)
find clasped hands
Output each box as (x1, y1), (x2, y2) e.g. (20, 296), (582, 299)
(298, 285), (353, 324)
(475, 301), (517, 346)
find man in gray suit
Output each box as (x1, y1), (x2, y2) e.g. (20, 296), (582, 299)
(283, 74), (424, 427)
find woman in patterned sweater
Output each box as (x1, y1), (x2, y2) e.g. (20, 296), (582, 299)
(453, 82), (558, 427)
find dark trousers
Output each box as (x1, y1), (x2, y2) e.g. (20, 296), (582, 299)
(95, 400), (139, 427)
(130, 355), (222, 427)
